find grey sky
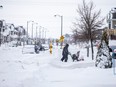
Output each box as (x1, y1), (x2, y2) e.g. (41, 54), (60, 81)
(0, 0), (116, 38)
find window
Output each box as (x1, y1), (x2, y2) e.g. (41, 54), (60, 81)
(112, 13), (116, 19)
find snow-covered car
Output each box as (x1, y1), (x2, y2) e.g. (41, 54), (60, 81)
(22, 45), (35, 54)
(41, 44), (49, 51)
(109, 45), (116, 52)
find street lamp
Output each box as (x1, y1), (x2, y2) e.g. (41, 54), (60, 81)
(32, 22), (38, 39)
(31, 21), (34, 39)
(41, 27), (46, 44)
(39, 26), (42, 39)
(32, 22), (38, 45)
(44, 29), (49, 44)
(27, 20), (34, 44)
(54, 14), (63, 49)
(31, 21), (38, 39)
(35, 23), (38, 41)
(42, 27), (44, 39)
(44, 28), (48, 39)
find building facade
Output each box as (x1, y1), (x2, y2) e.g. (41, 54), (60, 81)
(107, 7), (116, 39)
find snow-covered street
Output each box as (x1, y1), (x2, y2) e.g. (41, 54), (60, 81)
(0, 44), (116, 87)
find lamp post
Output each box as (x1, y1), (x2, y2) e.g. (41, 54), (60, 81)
(41, 27), (46, 44)
(44, 29), (49, 44)
(32, 22), (39, 45)
(44, 28), (48, 39)
(27, 20), (34, 44)
(42, 27), (44, 44)
(32, 22), (38, 39)
(42, 27), (44, 39)
(39, 26), (42, 39)
(35, 23), (38, 42)
(54, 14), (63, 49)
(31, 21), (34, 39)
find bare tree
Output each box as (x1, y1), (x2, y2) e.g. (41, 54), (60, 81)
(72, 0), (104, 60)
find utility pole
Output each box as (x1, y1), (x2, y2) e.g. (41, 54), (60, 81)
(39, 26), (41, 39)
(36, 23), (38, 42)
(54, 14), (63, 49)
(27, 20), (33, 44)
(32, 22), (34, 39)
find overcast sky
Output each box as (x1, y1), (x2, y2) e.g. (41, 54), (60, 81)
(0, 0), (116, 38)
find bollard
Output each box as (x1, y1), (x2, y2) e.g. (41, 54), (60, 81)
(49, 42), (52, 54)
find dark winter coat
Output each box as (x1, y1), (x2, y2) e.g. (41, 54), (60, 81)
(34, 45), (39, 53)
(112, 52), (116, 59)
(62, 44), (69, 57)
(34, 45), (38, 50)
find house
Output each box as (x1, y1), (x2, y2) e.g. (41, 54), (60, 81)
(0, 20), (26, 46)
(107, 7), (116, 39)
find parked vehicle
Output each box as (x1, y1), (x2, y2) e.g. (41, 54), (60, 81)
(109, 45), (116, 52)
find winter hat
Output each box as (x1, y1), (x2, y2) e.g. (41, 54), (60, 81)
(66, 43), (69, 47)
(114, 49), (116, 53)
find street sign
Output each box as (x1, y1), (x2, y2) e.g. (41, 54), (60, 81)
(60, 35), (64, 42)
(60, 35), (64, 39)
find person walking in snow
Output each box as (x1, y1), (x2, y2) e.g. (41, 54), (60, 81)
(34, 45), (39, 54)
(61, 43), (69, 62)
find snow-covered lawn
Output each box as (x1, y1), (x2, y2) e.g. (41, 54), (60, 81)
(0, 44), (116, 87)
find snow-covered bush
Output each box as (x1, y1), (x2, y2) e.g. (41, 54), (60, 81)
(95, 40), (112, 68)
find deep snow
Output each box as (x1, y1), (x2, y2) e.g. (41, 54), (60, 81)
(0, 42), (116, 87)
